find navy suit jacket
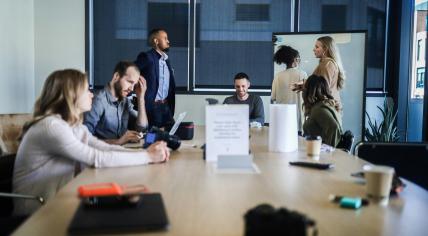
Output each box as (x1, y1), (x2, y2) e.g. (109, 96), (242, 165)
(135, 48), (176, 115)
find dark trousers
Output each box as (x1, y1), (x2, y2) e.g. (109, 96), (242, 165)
(148, 103), (174, 128)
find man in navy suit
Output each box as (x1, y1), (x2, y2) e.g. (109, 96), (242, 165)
(135, 28), (176, 128)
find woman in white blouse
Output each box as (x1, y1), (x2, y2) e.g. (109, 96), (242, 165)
(12, 69), (169, 215)
(272, 45), (307, 132)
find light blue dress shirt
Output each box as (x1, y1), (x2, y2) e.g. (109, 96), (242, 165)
(83, 87), (146, 139)
(155, 52), (170, 101)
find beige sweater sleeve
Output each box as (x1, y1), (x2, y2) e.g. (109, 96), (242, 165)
(313, 59), (338, 88)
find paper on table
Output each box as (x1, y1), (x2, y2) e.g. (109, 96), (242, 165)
(205, 105), (249, 162)
(268, 104), (298, 152)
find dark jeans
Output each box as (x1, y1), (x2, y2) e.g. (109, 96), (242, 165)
(148, 103), (174, 128)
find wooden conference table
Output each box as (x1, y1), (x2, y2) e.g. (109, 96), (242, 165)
(13, 127), (428, 236)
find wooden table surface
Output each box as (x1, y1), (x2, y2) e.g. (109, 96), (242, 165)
(13, 126), (428, 236)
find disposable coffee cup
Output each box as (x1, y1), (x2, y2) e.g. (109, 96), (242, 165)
(305, 135), (322, 160)
(364, 165), (394, 205)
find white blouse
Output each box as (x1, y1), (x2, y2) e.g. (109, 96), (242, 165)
(12, 115), (151, 215)
(271, 67), (307, 131)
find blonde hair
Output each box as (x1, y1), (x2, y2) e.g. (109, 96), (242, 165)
(317, 36), (346, 89)
(21, 69), (88, 138)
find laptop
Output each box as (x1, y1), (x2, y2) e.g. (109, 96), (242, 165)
(68, 193), (169, 235)
(169, 112), (187, 135)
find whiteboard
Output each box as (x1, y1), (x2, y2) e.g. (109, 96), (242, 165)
(273, 31), (367, 143)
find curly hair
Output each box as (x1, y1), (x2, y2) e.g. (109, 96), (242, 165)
(273, 45), (299, 67)
(302, 74), (337, 115)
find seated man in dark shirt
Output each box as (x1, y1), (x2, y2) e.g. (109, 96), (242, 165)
(223, 72), (265, 126)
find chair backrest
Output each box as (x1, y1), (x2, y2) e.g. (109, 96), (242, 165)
(205, 98), (219, 105)
(0, 153), (16, 216)
(0, 137), (7, 155)
(336, 130), (354, 153)
(355, 142), (428, 190)
(0, 114), (32, 153)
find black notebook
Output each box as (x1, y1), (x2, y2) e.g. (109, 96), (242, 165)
(68, 193), (169, 235)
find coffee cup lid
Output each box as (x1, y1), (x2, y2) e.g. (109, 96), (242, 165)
(363, 165), (394, 174)
(305, 135), (321, 141)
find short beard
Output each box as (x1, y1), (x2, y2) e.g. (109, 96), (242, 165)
(162, 47), (169, 53)
(113, 81), (124, 101)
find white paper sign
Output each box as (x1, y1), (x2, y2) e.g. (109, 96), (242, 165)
(205, 105), (249, 162)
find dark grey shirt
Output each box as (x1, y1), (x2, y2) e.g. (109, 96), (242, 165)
(223, 94), (265, 125)
(84, 86), (144, 139)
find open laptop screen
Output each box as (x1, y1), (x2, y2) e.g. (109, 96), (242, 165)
(169, 112), (187, 135)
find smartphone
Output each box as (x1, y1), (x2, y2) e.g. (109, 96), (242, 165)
(78, 183), (149, 208)
(289, 161), (334, 170)
(82, 195), (142, 208)
(78, 183), (123, 197)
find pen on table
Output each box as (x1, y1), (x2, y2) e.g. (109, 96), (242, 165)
(180, 143), (197, 148)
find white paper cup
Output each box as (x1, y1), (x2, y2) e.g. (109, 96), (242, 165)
(305, 136), (322, 160)
(364, 165), (394, 205)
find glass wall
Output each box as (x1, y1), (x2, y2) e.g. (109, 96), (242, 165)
(194, 0), (292, 89)
(91, 0), (189, 89)
(407, 0), (427, 141)
(89, 0), (388, 92)
(299, 0), (387, 90)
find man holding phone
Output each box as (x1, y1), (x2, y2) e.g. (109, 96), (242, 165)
(84, 61), (148, 145)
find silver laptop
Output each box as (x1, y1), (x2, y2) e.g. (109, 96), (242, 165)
(169, 112), (187, 135)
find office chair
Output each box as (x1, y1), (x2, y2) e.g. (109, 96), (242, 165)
(0, 153), (44, 235)
(205, 98), (219, 105)
(355, 142), (428, 190)
(336, 130), (354, 153)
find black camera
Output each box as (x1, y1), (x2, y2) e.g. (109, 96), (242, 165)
(244, 204), (317, 236)
(143, 127), (181, 150)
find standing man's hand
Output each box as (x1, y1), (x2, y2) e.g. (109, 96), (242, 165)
(135, 75), (149, 130)
(135, 76), (147, 100)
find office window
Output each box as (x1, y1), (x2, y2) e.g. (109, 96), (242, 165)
(418, 39), (422, 60)
(322, 5), (346, 31)
(236, 4), (270, 22)
(90, 0), (189, 89)
(367, 7), (385, 70)
(417, 68), (425, 88)
(412, 66), (425, 99)
(148, 3), (190, 48)
(300, 0), (387, 90)
(88, 0), (389, 92)
(410, 7), (427, 100)
(194, 0), (291, 89)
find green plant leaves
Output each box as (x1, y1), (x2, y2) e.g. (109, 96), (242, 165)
(364, 98), (399, 142)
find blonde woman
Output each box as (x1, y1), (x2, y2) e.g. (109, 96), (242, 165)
(312, 36), (346, 110)
(13, 69), (169, 216)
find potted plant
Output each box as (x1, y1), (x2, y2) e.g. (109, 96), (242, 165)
(365, 98), (399, 142)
